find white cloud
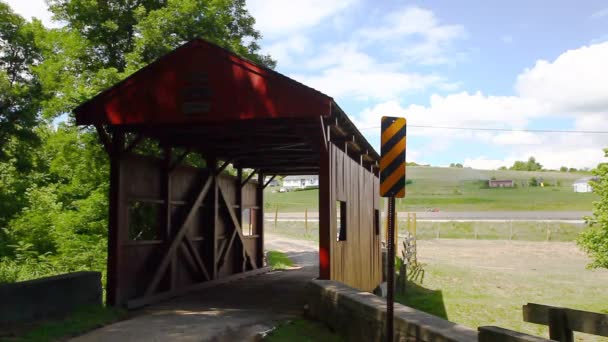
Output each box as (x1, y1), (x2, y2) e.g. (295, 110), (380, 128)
(502, 35), (514, 44)
(464, 157), (515, 170)
(4, 0), (60, 27)
(265, 35), (312, 68)
(590, 8), (608, 19)
(354, 92), (547, 134)
(491, 131), (543, 146)
(357, 6), (466, 64)
(247, 0), (356, 39)
(516, 42), (608, 113)
(356, 41), (608, 169)
(258, 5), (466, 100)
(291, 43), (443, 100)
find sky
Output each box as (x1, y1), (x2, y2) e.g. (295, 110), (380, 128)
(7, 0), (608, 170)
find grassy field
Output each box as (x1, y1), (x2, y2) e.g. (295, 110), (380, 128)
(264, 166), (598, 212)
(401, 240), (608, 341)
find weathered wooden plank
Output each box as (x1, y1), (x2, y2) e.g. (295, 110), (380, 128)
(217, 182), (257, 269)
(327, 143), (382, 291)
(106, 131), (124, 305)
(478, 326), (552, 342)
(523, 303), (608, 337)
(144, 174), (213, 297)
(183, 238), (210, 281)
(548, 308), (574, 342)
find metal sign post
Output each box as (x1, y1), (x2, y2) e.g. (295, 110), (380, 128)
(380, 116), (407, 342)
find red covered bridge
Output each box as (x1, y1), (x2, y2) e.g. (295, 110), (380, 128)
(74, 38), (383, 308)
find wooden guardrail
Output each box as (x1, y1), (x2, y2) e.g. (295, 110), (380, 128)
(478, 326), (552, 342)
(522, 303), (608, 342)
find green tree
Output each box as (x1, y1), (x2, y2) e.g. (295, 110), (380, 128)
(509, 156), (542, 171)
(0, 2), (44, 159)
(578, 149), (608, 268)
(560, 166), (568, 172)
(1, 0), (276, 285)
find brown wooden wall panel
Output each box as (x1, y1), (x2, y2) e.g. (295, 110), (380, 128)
(113, 153), (262, 305)
(242, 182), (257, 208)
(123, 154), (161, 199)
(170, 166), (200, 201)
(328, 144), (381, 292)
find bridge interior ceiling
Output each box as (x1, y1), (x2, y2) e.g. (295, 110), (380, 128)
(109, 111), (379, 176)
(119, 118), (322, 175)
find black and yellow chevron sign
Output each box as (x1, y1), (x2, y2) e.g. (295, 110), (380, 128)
(380, 116), (406, 198)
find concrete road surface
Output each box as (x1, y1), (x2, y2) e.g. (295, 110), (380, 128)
(72, 235), (318, 342)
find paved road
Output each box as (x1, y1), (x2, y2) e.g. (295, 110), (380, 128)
(72, 234), (318, 342)
(264, 211), (591, 222)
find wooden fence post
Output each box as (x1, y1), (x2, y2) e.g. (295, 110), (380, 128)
(548, 308), (574, 342)
(305, 208), (308, 235)
(274, 205), (278, 232)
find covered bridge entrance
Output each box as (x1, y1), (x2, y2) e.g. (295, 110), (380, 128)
(74, 39), (382, 308)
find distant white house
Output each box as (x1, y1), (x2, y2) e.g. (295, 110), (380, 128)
(573, 177), (598, 193)
(283, 175), (318, 190)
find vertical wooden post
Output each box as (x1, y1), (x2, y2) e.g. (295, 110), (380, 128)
(106, 129), (124, 306)
(413, 212), (416, 236)
(319, 138), (331, 279)
(235, 168), (244, 272)
(548, 308), (574, 342)
(256, 172), (265, 268)
(509, 221), (513, 240)
(209, 157), (218, 280)
(305, 208), (309, 235)
(274, 205), (278, 232)
(162, 147), (177, 290)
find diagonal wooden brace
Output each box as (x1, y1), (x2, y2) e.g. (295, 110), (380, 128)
(217, 182), (258, 269)
(144, 175), (213, 297)
(183, 238), (211, 281)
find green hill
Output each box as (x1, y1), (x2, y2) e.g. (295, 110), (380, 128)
(264, 167), (598, 212)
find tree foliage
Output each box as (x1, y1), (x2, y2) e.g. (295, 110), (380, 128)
(578, 148), (608, 268)
(509, 157), (543, 171)
(0, 0), (273, 284)
(0, 2), (44, 159)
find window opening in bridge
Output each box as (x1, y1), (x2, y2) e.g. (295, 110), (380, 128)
(128, 201), (161, 241)
(337, 200), (347, 241)
(242, 207), (257, 236)
(374, 209), (380, 235)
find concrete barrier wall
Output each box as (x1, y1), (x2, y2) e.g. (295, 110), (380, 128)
(0, 271), (102, 323)
(306, 279), (477, 342)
